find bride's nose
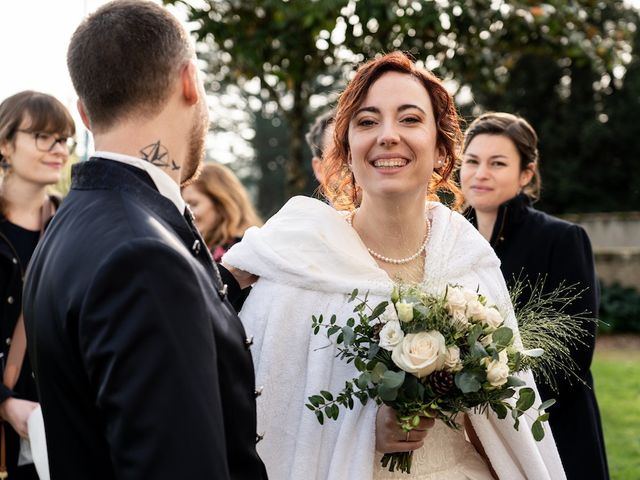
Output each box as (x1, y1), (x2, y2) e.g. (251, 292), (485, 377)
(378, 122), (400, 147)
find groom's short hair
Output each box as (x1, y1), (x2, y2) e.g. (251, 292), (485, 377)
(67, 0), (194, 132)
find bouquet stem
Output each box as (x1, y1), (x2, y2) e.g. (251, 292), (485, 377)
(381, 451), (413, 474)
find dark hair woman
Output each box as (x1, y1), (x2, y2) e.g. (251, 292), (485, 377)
(460, 111), (609, 480)
(0, 90), (75, 479)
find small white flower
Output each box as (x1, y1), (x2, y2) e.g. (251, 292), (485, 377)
(380, 303), (399, 324)
(480, 333), (493, 347)
(466, 299), (486, 322)
(391, 331), (447, 378)
(482, 307), (504, 330)
(485, 349), (510, 387)
(443, 346), (463, 372)
(378, 320), (404, 351)
(445, 287), (467, 315)
(396, 302), (414, 323)
(462, 288), (480, 304)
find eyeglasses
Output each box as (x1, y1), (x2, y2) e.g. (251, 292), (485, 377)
(17, 130), (77, 154)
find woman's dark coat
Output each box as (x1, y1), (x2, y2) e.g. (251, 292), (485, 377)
(466, 193), (609, 480)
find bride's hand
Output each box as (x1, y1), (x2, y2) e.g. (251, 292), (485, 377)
(222, 264), (259, 289)
(375, 405), (434, 453)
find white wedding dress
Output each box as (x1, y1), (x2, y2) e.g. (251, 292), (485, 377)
(224, 196), (565, 480)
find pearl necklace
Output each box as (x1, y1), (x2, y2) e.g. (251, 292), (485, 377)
(346, 209), (432, 265)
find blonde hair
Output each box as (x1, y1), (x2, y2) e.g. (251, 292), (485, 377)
(189, 163), (262, 248)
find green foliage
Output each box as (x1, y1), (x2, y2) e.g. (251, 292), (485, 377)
(599, 283), (640, 334)
(592, 352), (640, 479)
(511, 276), (596, 390)
(166, 0), (639, 214)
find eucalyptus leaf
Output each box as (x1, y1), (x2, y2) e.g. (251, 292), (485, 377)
(506, 376), (526, 387)
(455, 371), (482, 393)
(492, 326), (513, 348)
(370, 301), (389, 320)
(516, 387), (535, 412)
(470, 341), (488, 359)
(381, 370), (405, 389)
(531, 420), (545, 441)
(491, 402), (508, 419)
(378, 384), (399, 402)
(538, 399), (556, 411)
(371, 362), (387, 383)
(468, 323), (483, 346)
(521, 348), (545, 357)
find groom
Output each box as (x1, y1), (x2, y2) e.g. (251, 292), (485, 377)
(22, 1), (266, 479)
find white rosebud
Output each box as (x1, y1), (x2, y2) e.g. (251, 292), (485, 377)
(443, 345), (463, 372)
(466, 299), (486, 322)
(482, 307), (504, 330)
(391, 331), (447, 378)
(380, 303), (399, 324)
(485, 350), (510, 387)
(378, 320), (405, 351)
(462, 288), (480, 304)
(480, 333), (493, 347)
(445, 287), (467, 315)
(396, 302), (414, 323)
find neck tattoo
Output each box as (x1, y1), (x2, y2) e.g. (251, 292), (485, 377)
(140, 140), (180, 170)
(346, 209), (432, 265)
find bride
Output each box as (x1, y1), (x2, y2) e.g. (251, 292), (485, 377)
(223, 52), (565, 479)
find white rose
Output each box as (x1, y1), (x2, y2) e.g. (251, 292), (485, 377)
(378, 320), (404, 351)
(466, 299), (486, 321)
(391, 331), (447, 378)
(445, 287), (467, 315)
(396, 302), (414, 323)
(462, 288), (480, 304)
(380, 303), (399, 324)
(443, 345), (463, 372)
(485, 350), (510, 387)
(480, 333), (493, 347)
(482, 307), (504, 330)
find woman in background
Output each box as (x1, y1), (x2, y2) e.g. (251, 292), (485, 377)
(460, 111), (608, 480)
(182, 163), (262, 262)
(0, 90), (75, 479)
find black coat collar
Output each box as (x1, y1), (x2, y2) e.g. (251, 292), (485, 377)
(71, 158), (189, 234)
(464, 193), (532, 248)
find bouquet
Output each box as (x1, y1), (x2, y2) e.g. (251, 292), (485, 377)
(306, 283), (589, 474)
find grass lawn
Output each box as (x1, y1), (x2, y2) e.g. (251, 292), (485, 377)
(592, 347), (640, 480)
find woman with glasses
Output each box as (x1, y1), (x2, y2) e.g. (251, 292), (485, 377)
(0, 90), (75, 479)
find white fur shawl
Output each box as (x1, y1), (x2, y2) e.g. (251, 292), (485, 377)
(224, 196), (565, 480)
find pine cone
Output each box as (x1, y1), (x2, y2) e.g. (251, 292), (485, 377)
(429, 370), (455, 396)
(372, 322), (385, 341)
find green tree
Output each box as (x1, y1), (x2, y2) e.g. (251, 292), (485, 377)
(167, 0), (637, 213)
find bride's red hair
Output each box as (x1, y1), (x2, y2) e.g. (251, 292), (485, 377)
(320, 52), (463, 211)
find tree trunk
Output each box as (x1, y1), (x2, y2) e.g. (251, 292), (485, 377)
(285, 82), (307, 198)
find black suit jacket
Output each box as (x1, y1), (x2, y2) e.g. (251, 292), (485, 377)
(466, 194), (609, 480)
(23, 159), (267, 480)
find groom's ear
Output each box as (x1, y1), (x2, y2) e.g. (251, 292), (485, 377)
(77, 100), (92, 131)
(180, 61), (200, 106)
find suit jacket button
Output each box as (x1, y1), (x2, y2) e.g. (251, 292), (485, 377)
(6, 296), (14, 304)
(256, 432), (265, 443)
(218, 284), (228, 300)
(245, 336), (254, 348)
(11, 258), (17, 265)
(5, 338), (11, 346)
(192, 239), (201, 255)
(255, 386), (264, 398)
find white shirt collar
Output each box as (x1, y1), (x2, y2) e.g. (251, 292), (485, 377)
(93, 151), (186, 213)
